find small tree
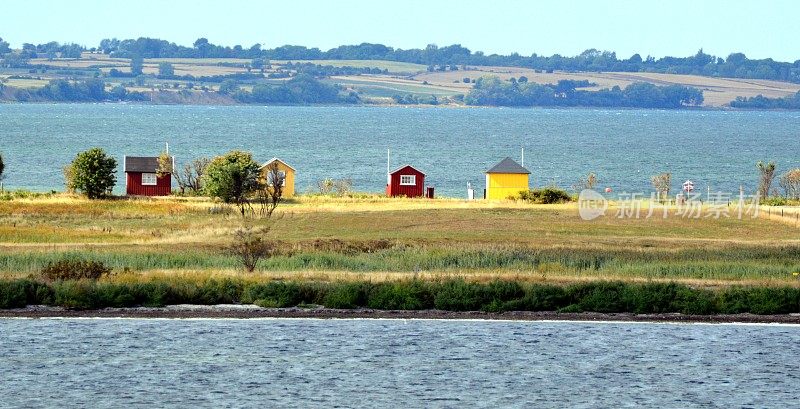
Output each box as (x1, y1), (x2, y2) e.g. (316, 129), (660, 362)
(756, 161), (777, 198)
(257, 161), (285, 218)
(70, 148), (117, 199)
(650, 172), (671, 201)
(158, 62), (174, 77)
(573, 172), (597, 192)
(63, 164), (76, 193)
(779, 168), (800, 199)
(173, 157), (210, 195)
(130, 54), (144, 76)
(218, 79), (240, 95)
(317, 178), (334, 194)
(229, 225), (278, 273)
(156, 150), (173, 178)
(204, 150), (260, 216)
(334, 178), (353, 196)
(0, 151), (5, 191)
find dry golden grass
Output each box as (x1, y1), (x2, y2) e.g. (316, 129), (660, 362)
(29, 58), (128, 68)
(91, 267), (800, 289)
(1, 77), (51, 89)
(1, 195), (797, 286)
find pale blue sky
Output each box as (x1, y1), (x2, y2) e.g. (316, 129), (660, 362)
(2, 0), (798, 61)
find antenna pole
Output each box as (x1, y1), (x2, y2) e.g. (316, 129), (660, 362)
(521, 147), (525, 168)
(387, 148), (390, 185)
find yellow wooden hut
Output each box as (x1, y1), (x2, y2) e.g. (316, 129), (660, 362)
(485, 157), (530, 200)
(259, 157), (296, 198)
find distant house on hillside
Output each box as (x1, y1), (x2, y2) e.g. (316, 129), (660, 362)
(259, 158), (296, 198)
(124, 156), (173, 196)
(387, 165), (426, 198)
(485, 157), (530, 200)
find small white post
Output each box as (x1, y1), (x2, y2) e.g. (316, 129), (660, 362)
(521, 147), (525, 168)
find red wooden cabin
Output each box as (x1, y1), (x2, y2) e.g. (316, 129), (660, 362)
(124, 156), (173, 196)
(386, 165), (426, 197)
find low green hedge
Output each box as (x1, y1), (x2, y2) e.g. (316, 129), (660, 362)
(1, 279), (799, 315)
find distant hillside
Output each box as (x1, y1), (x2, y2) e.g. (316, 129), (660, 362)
(2, 52), (800, 108)
(2, 36), (799, 83)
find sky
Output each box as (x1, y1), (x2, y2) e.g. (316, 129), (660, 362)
(2, 0), (798, 61)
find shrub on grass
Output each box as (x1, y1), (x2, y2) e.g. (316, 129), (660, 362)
(53, 280), (100, 309)
(433, 280), (524, 312)
(41, 259), (111, 281)
(0, 279), (52, 308)
(367, 281), (434, 310)
(671, 286), (717, 315)
(569, 281), (629, 313)
(718, 287), (800, 315)
(622, 282), (682, 314)
(242, 281), (306, 307)
(502, 284), (569, 312)
(323, 282), (370, 309)
(516, 187), (572, 204)
(194, 279), (244, 304)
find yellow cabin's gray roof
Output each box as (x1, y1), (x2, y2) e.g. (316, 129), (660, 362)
(486, 157), (530, 174)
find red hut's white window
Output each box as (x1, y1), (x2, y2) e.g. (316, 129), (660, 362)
(142, 173), (157, 186)
(400, 175), (416, 185)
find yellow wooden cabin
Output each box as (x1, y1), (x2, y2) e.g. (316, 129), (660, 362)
(259, 158), (296, 198)
(485, 157), (530, 200)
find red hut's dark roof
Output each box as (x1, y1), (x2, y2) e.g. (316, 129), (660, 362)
(125, 156), (160, 173)
(389, 164), (426, 176)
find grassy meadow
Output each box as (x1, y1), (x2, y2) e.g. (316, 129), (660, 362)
(1, 195), (798, 289)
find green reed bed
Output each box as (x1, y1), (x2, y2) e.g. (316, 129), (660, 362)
(2, 278), (800, 315)
(1, 245), (799, 281)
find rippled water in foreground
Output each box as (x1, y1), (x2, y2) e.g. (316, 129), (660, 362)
(1, 319), (799, 407)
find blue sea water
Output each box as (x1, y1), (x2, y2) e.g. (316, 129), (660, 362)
(1, 318), (798, 408)
(1, 104), (798, 197)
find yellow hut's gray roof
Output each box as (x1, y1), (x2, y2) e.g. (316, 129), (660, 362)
(486, 157), (530, 174)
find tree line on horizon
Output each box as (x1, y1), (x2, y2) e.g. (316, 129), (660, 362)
(464, 77), (704, 108)
(2, 36), (798, 83)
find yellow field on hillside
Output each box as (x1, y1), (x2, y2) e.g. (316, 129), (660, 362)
(415, 68), (800, 106)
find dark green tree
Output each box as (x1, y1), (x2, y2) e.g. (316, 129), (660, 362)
(0, 37), (10, 55)
(203, 150), (261, 216)
(130, 54), (144, 76)
(218, 79), (240, 95)
(0, 151), (5, 189)
(70, 148), (117, 199)
(158, 62), (174, 77)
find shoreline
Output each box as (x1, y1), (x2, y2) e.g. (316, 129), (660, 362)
(2, 305), (800, 324)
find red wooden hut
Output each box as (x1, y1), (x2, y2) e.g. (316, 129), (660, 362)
(124, 156), (173, 196)
(386, 165), (426, 197)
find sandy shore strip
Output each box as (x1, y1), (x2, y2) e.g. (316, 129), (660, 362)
(0, 305), (799, 323)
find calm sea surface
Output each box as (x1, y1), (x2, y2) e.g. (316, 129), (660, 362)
(0, 319), (798, 408)
(1, 104), (799, 197)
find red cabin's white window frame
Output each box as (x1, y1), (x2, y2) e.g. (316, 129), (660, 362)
(400, 175), (416, 186)
(141, 173), (157, 186)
